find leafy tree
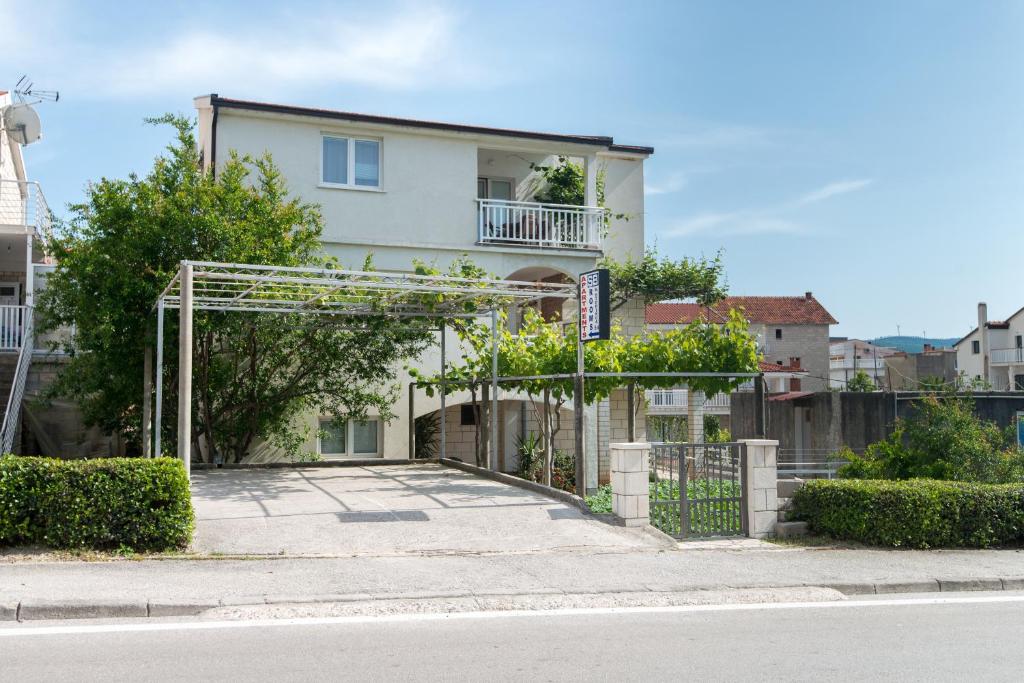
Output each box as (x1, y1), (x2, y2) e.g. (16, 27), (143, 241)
(839, 392), (1024, 483)
(530, 156), (586, 206)
(39, 116), (434, 462)
(846, 371), (877, 392)
(599, 246), (727, 311)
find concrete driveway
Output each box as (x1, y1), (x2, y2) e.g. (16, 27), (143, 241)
(191, 464), (664, 556)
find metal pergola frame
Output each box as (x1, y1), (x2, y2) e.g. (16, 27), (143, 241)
(145, 260), (576, 476)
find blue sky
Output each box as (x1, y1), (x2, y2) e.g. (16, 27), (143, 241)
(5, 0), (1022, 338)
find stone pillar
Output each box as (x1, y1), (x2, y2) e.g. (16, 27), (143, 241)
(740, 439), (779, 538)
(687, 388), (705, 443)
(610, 442), (650, 527)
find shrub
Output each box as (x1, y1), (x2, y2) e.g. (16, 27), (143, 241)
(0, 456), (194, 551)
(793, 478), (1024, 548)
(838, 392), (1024, 483)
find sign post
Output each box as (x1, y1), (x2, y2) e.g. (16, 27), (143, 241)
(576, 269), (610, 495)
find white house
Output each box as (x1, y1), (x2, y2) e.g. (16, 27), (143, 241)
(955, 302), (1024, 391)
(828, 338), (900, 390)
(193, 95), (652, 473)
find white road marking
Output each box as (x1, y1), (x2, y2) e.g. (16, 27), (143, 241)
(3, 594), (1023, 638)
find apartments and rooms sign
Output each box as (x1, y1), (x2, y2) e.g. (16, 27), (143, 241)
(579, 269), (610, 343)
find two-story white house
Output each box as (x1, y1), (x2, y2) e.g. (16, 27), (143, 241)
(828, 338), (900, 390)
(955, 302), (1024, 391)
(193, 95), (652, 471)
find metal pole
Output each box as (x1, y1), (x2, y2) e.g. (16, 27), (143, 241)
(439, 321), (446, 461)
(408, 382), (415, 459)
(177, 263), (193, 476)
(754, 374), (766, 439)
(155, 300), (164, 458)
(490, 308), (499, 471)
(142, 345), (152, 458)
(25, 234), (33, 308)
(574, 336), (586, 496)
(626, 382), (635, 442)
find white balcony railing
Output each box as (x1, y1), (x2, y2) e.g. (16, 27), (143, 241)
(645, 389), (732, 414)
(0, 180), (51, 235)
(829, 357), (887, 370)
(992, 347), (1024, 365)
(0, 305), (27, 351)
(477, 198), (605, 250)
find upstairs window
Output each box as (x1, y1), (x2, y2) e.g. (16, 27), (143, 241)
(775, 328), (783, 340)
(972, 340), (980, 354)
(322, 135), (381, 189)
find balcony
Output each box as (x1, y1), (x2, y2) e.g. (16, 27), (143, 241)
(477, 199), (605, 250)
(645, 389), (732, 415)
(992, 347), (1024, 365)
(0, 305), (28, 352)
(0, 180), (51, 235)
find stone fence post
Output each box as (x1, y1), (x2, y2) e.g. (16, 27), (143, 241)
(739, 439), (779, 538)
(610, 442), (650, 527)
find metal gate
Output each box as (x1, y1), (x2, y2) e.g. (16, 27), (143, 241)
(649, 442), (747, 538)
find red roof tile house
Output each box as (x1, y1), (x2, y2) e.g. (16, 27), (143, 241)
(646, 292), (837, 391)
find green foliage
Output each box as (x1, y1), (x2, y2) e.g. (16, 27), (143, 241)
(648, 415), (687, 442)
(599, 246), (727, 311)
(39, 116), (436, 462)
(530, 156), (586, 206)
(793, 478), (1024, 548)
(414, 413), (440, 459)
(516, 432), (543, 481)
(585, 484), (613, 513)
(838, 393), (1024, 483)
(551, 449), (576, 493)
(845, 371), (876, 392)
(703, 414), (732, 443)
(0, 455), (193, 551)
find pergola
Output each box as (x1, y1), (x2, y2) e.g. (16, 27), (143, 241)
(146, 260), (577, 475)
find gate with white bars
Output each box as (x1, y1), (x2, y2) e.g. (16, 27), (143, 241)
(649, 442), (747, 538)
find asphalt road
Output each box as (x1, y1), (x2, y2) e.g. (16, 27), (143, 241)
(3, 594), (1024, 681)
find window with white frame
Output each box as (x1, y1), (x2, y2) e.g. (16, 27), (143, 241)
(318, 418), (381, 457)
(321, 135), (381, 189)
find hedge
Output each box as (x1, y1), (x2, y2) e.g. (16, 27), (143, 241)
(0, 456), (194, 552)
(792, 479), (1024, 549)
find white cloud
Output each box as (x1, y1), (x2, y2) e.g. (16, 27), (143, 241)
(644, 172), (689, 196)
(669, 211), (803, 237)
(5, 3), (484, 99)
(666, 178), (874, 238)
(795, 178), (873, 206)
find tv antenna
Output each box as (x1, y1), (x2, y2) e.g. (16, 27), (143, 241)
(12, 75), (60, 104)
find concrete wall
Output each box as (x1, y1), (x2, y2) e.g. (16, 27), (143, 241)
(732, 391), (1024, 456)
(757, 323), (830, 391)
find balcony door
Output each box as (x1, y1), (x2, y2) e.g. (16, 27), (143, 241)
(477, 177), (513, 202)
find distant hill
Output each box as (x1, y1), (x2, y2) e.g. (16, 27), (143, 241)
(870, 336), (960, 353)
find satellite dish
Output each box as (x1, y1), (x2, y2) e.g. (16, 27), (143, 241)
(2, 103), (42, 145)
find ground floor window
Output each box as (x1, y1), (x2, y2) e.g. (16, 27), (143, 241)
(318, 418), (381, 457)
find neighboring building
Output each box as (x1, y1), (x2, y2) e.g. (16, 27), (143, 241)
(645, 293), (837, 391)
(828, 338), (900, 390)
(194, 95), (652, 471)
(884, 344), (958, 390)
(955, 302), (1024, 391)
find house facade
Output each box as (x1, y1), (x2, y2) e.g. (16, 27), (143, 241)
(194, 95), (651, 471)
(955, 302), (1024, 391)
(828, 338), (900, 389)
(646, 293), (837, 392)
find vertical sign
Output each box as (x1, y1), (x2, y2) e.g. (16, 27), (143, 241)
(1017, 411), (1024, 448)
(579, 268), (610, 342)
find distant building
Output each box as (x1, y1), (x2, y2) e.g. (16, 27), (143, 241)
(955, 303), (1024, 391)
(884, 344), (958, 390)
(828, 338), (900, 390)
(646, 292), (837, 391)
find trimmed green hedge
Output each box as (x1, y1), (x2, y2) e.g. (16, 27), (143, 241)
(793, 479), (1024, 549)
(0, 456), (194, 551)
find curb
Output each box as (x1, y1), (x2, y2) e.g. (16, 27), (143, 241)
(5, 575), (1024, 621)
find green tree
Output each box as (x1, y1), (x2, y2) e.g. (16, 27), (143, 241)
(599, 246), (727, 311)
(846, 371), (876, 392)
(39, 116), (433, 462)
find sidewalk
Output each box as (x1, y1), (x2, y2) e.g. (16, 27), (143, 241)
(2, 543), (1024, 620)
